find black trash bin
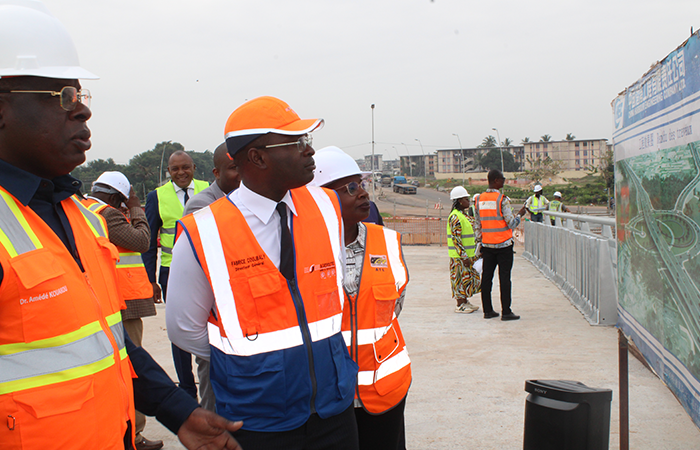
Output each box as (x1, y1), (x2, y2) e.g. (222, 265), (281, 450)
(523, 380), (612, 450)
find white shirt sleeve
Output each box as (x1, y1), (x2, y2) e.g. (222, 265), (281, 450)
(166, 234), (215, 360)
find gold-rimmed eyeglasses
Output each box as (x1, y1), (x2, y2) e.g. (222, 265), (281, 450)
(0, 86), (91, 111)
(261, 134), (312, 152)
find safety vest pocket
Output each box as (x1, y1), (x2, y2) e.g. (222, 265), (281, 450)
(220, 351), (287, 419)
(328, 334), (358, 401)
(315, 286), (341, 318)
(10, 249), (79, 342)
(11, 377), (99, 448)
(371, 283), (399, 326)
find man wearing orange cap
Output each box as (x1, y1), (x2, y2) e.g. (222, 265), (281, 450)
(167, 97), (359, 449)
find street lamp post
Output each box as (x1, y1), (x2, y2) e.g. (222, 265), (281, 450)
(415, 138), (425, 177)
(492, 127), (504, 173)
(371, 104), (375, 202)
(452, 133), (465, 184)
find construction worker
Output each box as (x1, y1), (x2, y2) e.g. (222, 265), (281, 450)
(311, 146), (411, 450)
(474, 170), (524, 321)
(0, 2), (241, 449)
(525, 184), (549, 222)
(547, 191), (570, 226)
(166, 96), (359, 449)
(448, 186), (480, 313)
(84, 171), (164, 450)
(143, 151), (208, 400)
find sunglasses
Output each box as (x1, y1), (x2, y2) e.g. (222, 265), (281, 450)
(0, 86), (91, 111)
(334, 180), (367, 196)
(261, 135), (312, 152)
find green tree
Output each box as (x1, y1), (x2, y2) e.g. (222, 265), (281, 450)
(540, 134), (552, 142)
(71, 158), (125, 193)
(502, 137), (513, 147)
(521, 137), (530, 144)
(478, 148), (519, 172)
(601, 148), (614, 192)
(565, 133), (576, 140)
(479, 135), (497, 148)
(521, 155), (563, 182)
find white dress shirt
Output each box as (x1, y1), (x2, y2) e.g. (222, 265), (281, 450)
(175, 180), (195, 207)
(166, 182), (341, 360)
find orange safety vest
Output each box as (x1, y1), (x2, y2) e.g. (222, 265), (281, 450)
(342, 224), (411, 414)
(0, 188), (136, 450)
(476, 191), (513, 245)
(177, 186), (357, 430)
(83, 200), (152, 301)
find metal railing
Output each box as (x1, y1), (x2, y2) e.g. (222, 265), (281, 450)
(523, 211), (617, 325)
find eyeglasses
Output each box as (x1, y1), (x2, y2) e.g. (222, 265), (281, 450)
(0, 86), (91, 111)
(334, 180), (367, 196)
(261, 134), (312, 152)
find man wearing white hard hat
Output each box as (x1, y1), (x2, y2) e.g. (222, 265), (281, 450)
(310, 146), (411, 450)
(524, 184), (549, 223)
(84, 171), (164, 450)
(448, 186), (480, 313)
(0, 2), (242, 449)
(547, 191), (570, 226)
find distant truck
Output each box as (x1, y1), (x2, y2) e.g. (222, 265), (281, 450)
(393, 184), (417, 194)
(381, 174), (393, 187)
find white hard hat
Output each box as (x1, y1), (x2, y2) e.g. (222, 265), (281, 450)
(93, 171), (130, 199)
(554, 191), (562, 197)
(450, 186), (470, 200)
(309, 146), (370, 187)
(533, 185), (543, 192)
(0, 1), (98, 79)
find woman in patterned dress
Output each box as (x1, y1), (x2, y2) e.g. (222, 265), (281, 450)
(447, 186), (481, 313)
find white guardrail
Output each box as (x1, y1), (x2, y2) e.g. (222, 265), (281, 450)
(522, 211), (618, 326)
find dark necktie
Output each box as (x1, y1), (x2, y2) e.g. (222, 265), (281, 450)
(183, 189), (190, 205)
(276, 202), (294, 280)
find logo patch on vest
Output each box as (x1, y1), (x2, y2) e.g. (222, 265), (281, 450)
(306, 261), (336, 278)
(370, 254), (388, 268)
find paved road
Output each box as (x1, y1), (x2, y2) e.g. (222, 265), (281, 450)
(139, 244), (699, 449)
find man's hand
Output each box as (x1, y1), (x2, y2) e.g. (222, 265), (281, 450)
(177, 407), (243, 450)
(152, 282), (163, 304)
(126, 186), (142, 210)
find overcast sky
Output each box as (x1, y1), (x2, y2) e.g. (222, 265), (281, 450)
(43, 0), (698, 164)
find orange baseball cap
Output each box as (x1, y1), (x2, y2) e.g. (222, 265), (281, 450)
(224, 96), (324, 156)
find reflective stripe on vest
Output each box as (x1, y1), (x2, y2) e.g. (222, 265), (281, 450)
(70, 196), (108, 238)
(447, 209), (476, 258)
(156, 180), (208, 266)
(477, 191), (513, 244)
(188, 186), (344, 357)
(0, 189), (42, 257)
(549, 200), (562, 212)
(0, 312), (126, 395)
(342, 224), (411, 413)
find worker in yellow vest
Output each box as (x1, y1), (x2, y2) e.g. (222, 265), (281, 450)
(547, 191), (570, 226)
(144, 151), (208, 400)
(525, 184), (549, 223)
(447, 186), (480, 314)
(311, 146), (411, 450)
(84, 171), (164, 450)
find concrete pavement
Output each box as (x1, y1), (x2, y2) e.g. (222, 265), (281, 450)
(139, 243), (700, 449)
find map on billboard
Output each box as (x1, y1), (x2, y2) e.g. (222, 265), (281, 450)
(612, 31), (700, 428)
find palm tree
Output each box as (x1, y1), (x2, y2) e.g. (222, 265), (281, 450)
(480, 135), (497, 148)
(540, 134), (552, 142)
(521, 137), (530, 144)
(503, 137), (513, 147)
(565, 133), (575, 140)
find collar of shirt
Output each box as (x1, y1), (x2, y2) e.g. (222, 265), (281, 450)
(232, 182), (297, 225)
(0, 157), (82, 205)
(173, 180), (195, 193)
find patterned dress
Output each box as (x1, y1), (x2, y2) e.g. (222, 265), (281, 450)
(449, 211), (481, 301)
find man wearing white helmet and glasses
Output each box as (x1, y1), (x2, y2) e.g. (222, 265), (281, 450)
(310, 146), (411, 450)
(0, 2), (242, 449)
